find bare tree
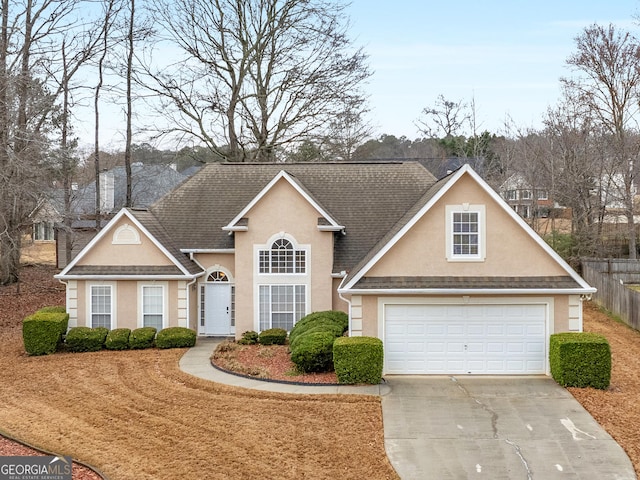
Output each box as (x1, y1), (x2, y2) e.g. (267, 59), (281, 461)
(562, 24), (640, 258)
(416, 95), (470, 138)
(0, 0), (79, 285)
(143, 0), (371, 161)
(321, 97), (373, 161)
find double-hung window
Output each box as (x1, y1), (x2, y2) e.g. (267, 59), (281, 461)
(446, 205), (485, 261)
(452, 212), (479, 256)
(259, 285), (306, 331)
(142, 285), (164, 330)
(90, 285), (112, 329)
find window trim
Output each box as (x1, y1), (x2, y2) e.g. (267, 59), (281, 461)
(138, 282), (168, 330)
(87, 282), (116, 329)
(446, 204), (486, 262)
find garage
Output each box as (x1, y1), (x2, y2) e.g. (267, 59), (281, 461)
(384, 303), (547, 375)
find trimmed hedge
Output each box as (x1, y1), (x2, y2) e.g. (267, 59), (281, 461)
(105, 328), (131, 350)
(289, 311), (348, 345)
(258, 328), (287, 346)
(65, 327), (108, 353)
(129, 327), (157, 349)
(22, 309), (69, 356)
(289, 323), (344, 351)
(333, 337), (383, 384)
(290, 331), (336, 373)
(156, 327), (197, 349)
(550, 332), (611, 390)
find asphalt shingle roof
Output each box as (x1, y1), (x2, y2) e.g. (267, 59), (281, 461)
(351, 276), (582, 290)
(149, 162), (438, 272)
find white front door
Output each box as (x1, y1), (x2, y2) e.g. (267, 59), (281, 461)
(203, 283), (233, 335)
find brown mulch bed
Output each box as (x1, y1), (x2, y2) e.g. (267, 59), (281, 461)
(212, 342), (339, 384)
(0, 264), (397, 480)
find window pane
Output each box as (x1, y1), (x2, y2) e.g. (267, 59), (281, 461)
(91, 286), (111, 329)
(452, 212), (479, 256)
(259, 286), (270, 331)
(259, 251), (269, 273)
(143, 286), (163, 329)
(294, 285), (306, 323)
(295, 251), (306, 273)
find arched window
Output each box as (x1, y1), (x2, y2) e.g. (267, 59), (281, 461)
(259, 238), (306, 274)
(207, 270), (229, 282)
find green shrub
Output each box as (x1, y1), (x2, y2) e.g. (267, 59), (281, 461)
(550, 332), (611, 389)
(289, 323), (344, 351)
(290, 331), (336, 373)
(129, 327), (157, 349)
(333, 337), (383, 384)
(289, 311), (348, 345)
(22, 310), (69, 356)
(258, 328), (287, 346)
(37, 306), (67, 314)
(238, 331), (259, 345)
(156, 327), (197, 349)
(65, 327), (108, 353)
(105, 328), (131, 350)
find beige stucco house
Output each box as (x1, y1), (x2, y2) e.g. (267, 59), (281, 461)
(55, 162), (595, 375)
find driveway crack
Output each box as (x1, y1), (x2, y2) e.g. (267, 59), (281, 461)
(451, 377), (534, 478)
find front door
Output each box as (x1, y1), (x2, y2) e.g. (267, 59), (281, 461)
(203, 283), (233, 335)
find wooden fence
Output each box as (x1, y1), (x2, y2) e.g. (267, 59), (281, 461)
(582, 259), (640, 330)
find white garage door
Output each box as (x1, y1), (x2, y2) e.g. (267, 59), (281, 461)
(385, 303), (546, 374)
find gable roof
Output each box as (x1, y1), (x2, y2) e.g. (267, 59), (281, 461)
(340, 164), (596, 294)
(55, 208), (203, 279)
(222, 170), (344, 232)
(150, 162), (438, 272)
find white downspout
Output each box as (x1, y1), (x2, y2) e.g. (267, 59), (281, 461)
(336, 271), (352, 336)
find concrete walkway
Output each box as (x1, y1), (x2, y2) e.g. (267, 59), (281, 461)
(179, 337), (636, 480)
(178, 336), (389, 395)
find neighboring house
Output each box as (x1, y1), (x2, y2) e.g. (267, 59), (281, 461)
(54, 163), (193, 268)
(500, 173), (554, 219)
(55, 162), (595, 375)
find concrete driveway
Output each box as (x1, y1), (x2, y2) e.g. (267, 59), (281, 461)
(381, 376), (636, 479)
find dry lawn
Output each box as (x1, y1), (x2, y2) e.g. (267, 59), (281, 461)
(3, 266), (640, 478)
(0, 266), (398, 480)
(568, 301), (640, 475)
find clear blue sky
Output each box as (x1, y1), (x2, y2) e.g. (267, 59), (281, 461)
(347, 0), (639, 139)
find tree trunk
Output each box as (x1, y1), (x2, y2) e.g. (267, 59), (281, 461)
(124, 0), (134, 206)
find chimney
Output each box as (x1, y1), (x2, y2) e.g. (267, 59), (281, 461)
(99, 170), (115, 213)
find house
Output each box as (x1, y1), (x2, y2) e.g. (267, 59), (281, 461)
(53, 163), (194, 268)
(500, 173), (553, 219)
(54, 161), (595, 375)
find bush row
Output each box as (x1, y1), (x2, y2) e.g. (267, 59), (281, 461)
(22, 309), (196, 355)
(237, 328), (287, 346)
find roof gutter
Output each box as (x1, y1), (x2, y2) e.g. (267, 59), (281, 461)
(54, 274), (204, 281)
(338, 287), (598, 296)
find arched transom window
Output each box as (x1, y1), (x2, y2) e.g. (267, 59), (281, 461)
(259, 239), (306, 274)
(207, 270), (229, 282)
